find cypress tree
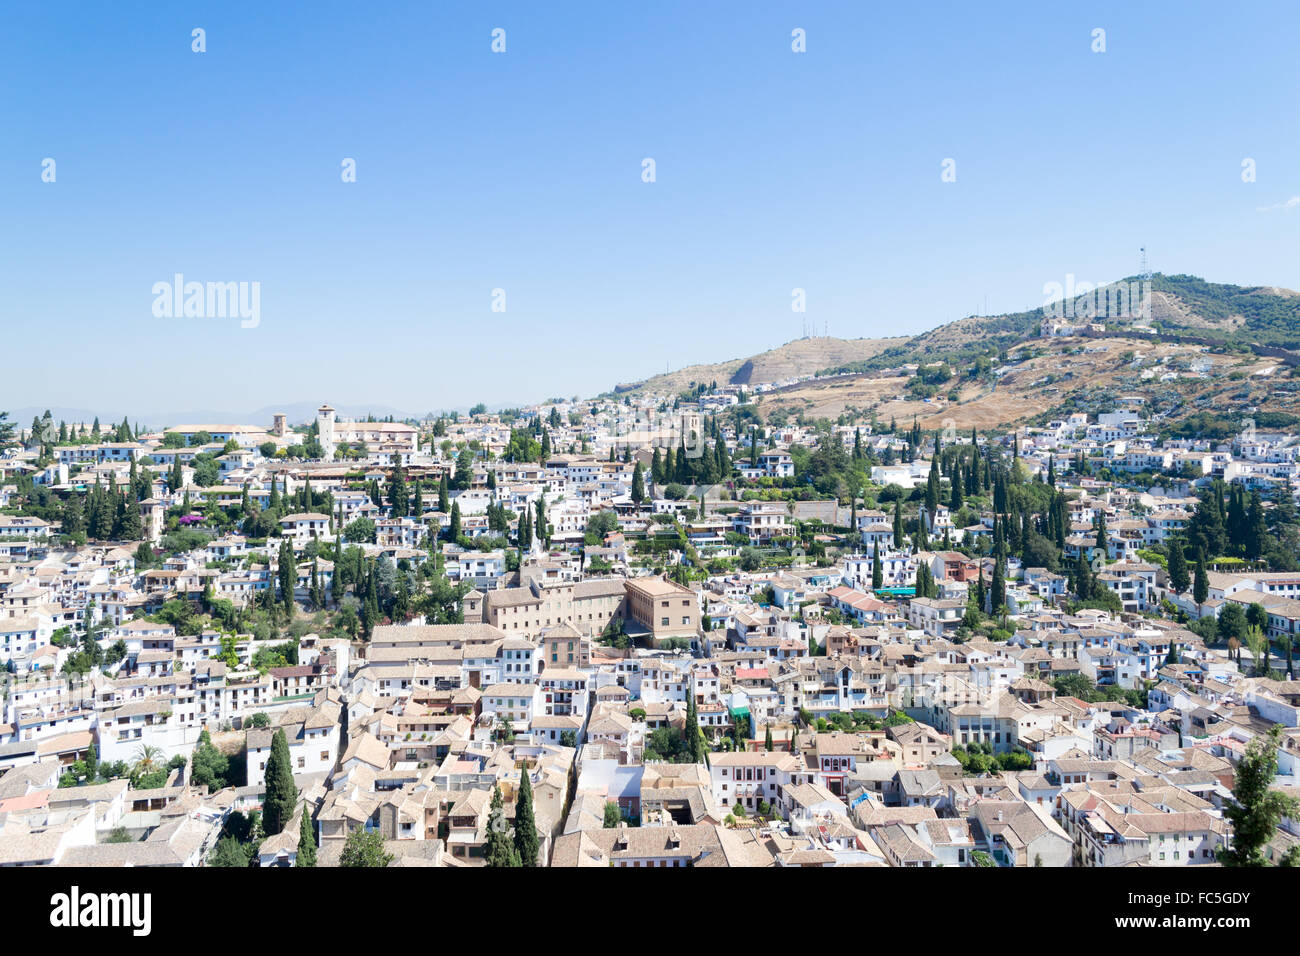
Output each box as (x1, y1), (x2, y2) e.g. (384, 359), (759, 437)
(262, 728), (298, 835)
(632, 462), (645, 504)
(991, 557), (1006, 614)
(331, 547), (344, 605)
(1193, 551), (1209, 613)
(116, 491), (143, 541)
(513, 771), (539, 866)
(296, 810), (317, 867)
(310, 558), (322, 610)
(685, 694), (702, 762)
(1167, 543), (1190, 594)
(485, 785), (520, 867)
(872, 538), (883, 591)
(924, 457), (940, 517)
(278, 538), (296, 612)
(1245, 492), (1267, 562)
(1073, 551), (1093, 601)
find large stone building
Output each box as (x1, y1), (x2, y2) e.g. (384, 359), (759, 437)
(468, 572), (699, 648)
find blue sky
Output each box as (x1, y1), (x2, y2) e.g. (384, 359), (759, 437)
(2, 0), (1298, 421)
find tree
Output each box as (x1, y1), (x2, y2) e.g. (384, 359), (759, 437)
(448, 501), (462, 541)
(631, 461), (646, 505)
(190, 729), (229, 793)
(1244, 625), (1270, 678)
(387, 464), (409, 517)
(1217, 603), (1248, 646)
(603, 802), (622, 828)
(485, 785), (521, 867)
(1218, 725), (1299, 866)
(518, 509), (532, 553)
(871, 538), (883, 591)
(296, 811), (317, 867)
(209, 834), (249, 867)
(990, 557), (1005, 614)
(513, 770), (540, 866)
(277, 538), (296, 613)
(924, 456), (940, 518)
(1167, 542), (1190, 594)
(453, 448), (474, 490)
(764, 724), (774, 752)
(535, 496), (549, 549)
(340, 828), (393, 867)
(1245, 491), (1268, 561)
(1193, 550), (1209, 614)
(262, 728), (298, 835)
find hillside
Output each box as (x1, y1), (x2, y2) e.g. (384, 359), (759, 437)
(608, 335), (905, 397)
(818, 274), (1300, 378)
(607, 274), (1300, 433)
(756, 333), (1300, 432)
(757, 274), (1300, 431)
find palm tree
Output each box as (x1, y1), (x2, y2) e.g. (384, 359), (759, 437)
(133, 744), (164, 776)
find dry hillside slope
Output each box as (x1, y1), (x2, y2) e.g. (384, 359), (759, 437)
(610, 336), (905, 397)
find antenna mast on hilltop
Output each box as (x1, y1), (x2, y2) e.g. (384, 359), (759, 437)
(1140, 246), (1151, 281)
